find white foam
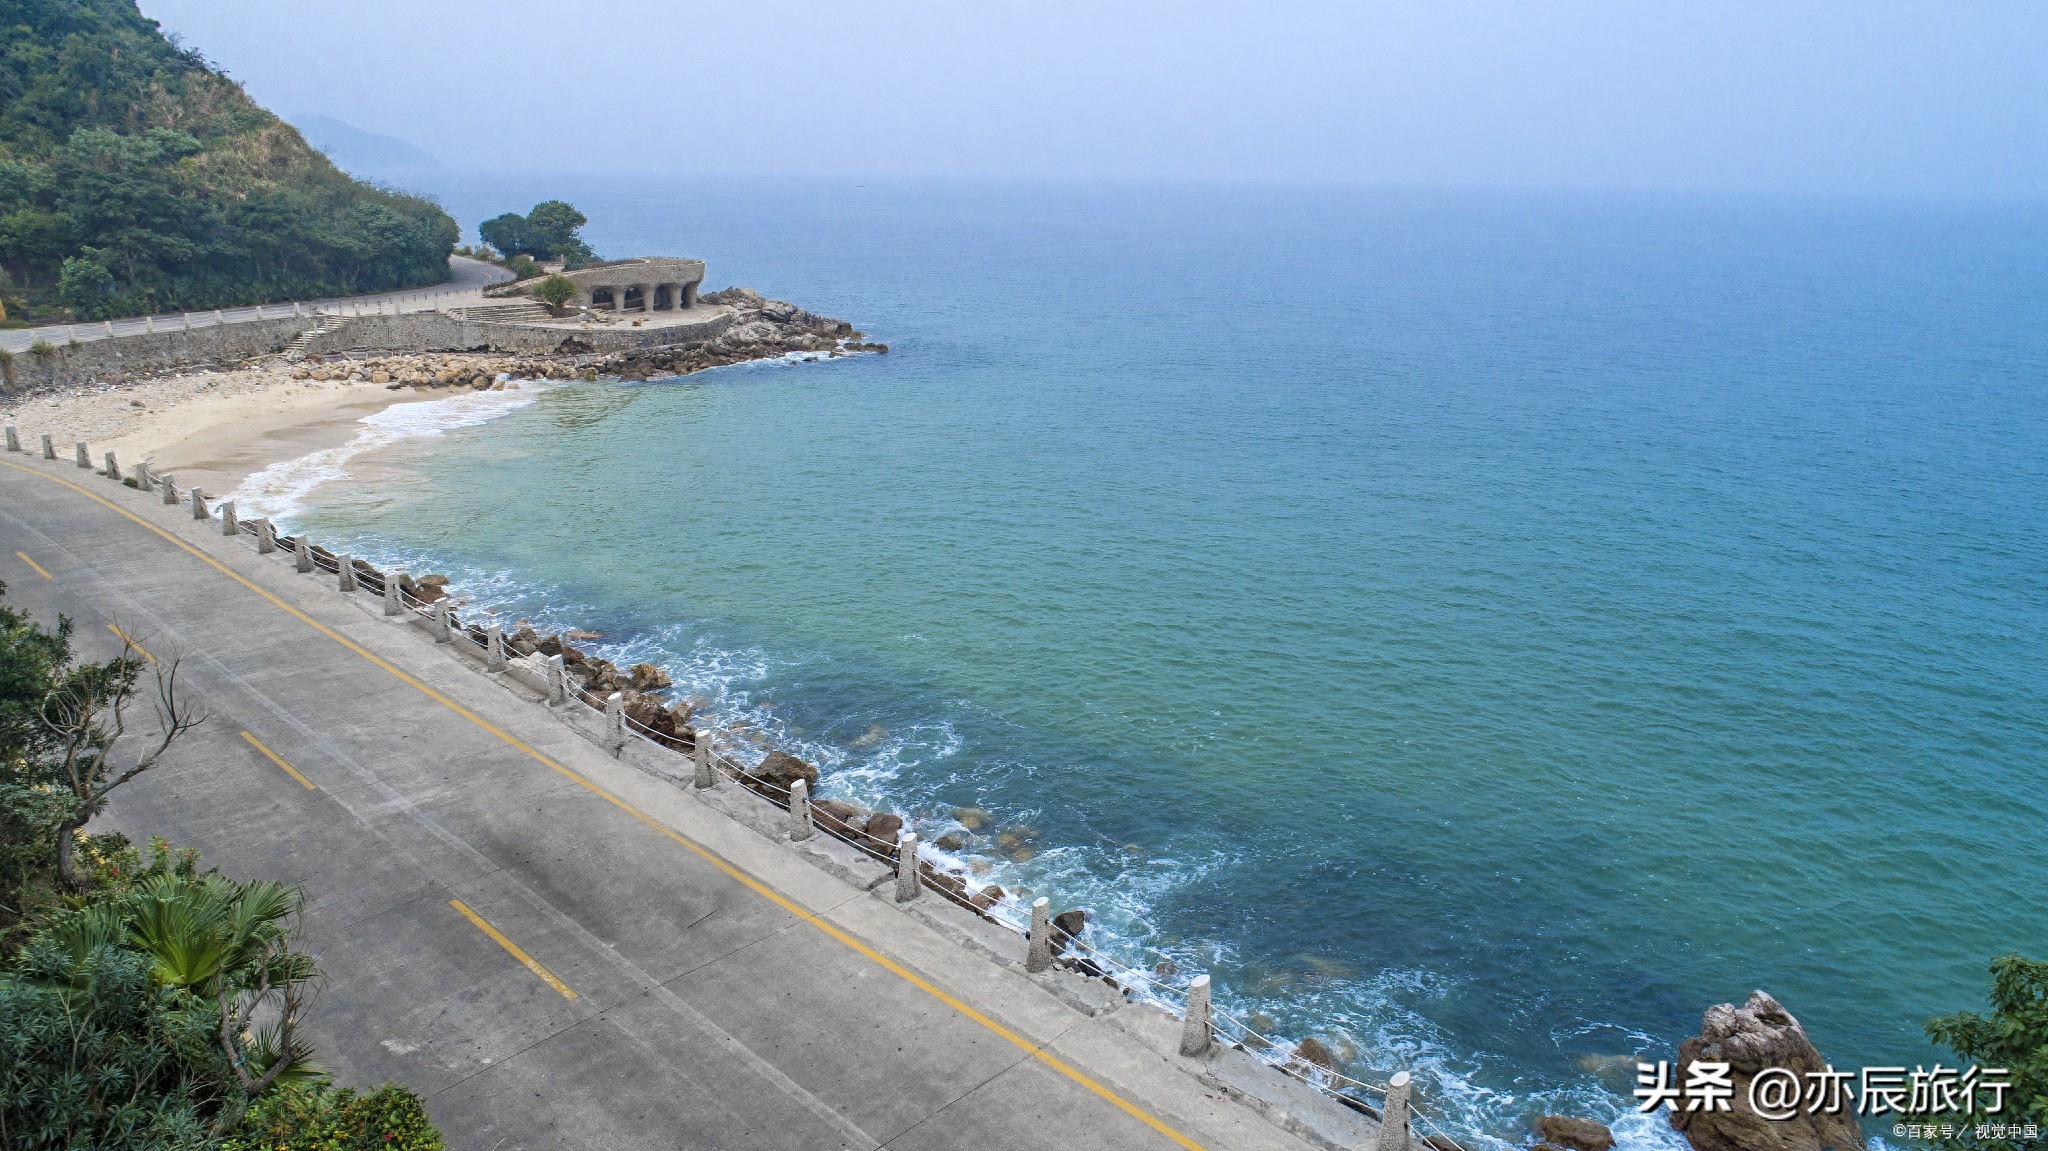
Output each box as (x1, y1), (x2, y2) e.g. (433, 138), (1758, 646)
(226, 385), (545, 522)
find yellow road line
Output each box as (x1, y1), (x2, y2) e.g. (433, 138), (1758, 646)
(15, 550), (52, 580)
(240, 730), (317, 790)
(106, 622), (156, 663)
(1, 458), (1210, 1151)
(450, 898), (578, 1000)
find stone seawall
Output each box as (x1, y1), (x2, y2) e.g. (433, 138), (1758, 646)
(300, 311), (736, 358)
(1, 317), (318, 392)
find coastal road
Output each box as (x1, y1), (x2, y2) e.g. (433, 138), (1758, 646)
(0, 455), (1323, 1151)
(0, 255), (512, 354)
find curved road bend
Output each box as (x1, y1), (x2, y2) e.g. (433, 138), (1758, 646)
(0, 455), (1322, 1151)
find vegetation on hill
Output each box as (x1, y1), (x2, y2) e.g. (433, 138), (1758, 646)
(0, 0), (459, 322)
(0, 583), (446, 1148)
(478, 200), (595, 268)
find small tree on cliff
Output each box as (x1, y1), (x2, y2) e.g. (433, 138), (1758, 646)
(29, 625), (204, 890)
(534, 273), (576, 315)
(1925, 954), (2048, 1151)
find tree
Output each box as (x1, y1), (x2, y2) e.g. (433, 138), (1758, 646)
(56, 255), (115, 317)
(534, 273), (576, 315)
(476, 212), (529, 261)
(32, 630), (204, 890)
(1925, 954), (2048, 1151)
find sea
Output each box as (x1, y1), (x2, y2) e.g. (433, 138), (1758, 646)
(229, 177), (2048, 1149)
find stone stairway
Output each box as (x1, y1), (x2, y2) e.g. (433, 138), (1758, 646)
(283, 315), (348, 360)
(453, 298), (554, 324)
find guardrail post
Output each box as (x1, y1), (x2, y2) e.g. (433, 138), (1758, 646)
(40, 434), (55, 460)
(294, 534), (313, 572)
(789, 778), (814, 842)
(4, 426), (18, 452)
(161, 473), (178, 504)
(256, 518), (276, 553)
(219, 500), (237, 535)
(102, 320), (113, 336)
(190, 487), (207, 520)
(1376, 1071), (1413, 1151)
(337, 553), (357, 592)
(895, 831), (921, 903)
(103, 451), (119, 481)
(74, 441), (89, 468)
(1179, 973), (1213, 1057)
(604, 692), (626, 754)
(431, 599), (451, 642)
(134, 460), (152, 490)
(545, 654), (567, 704)
(692, 728), (716, 788)
(486, 624), (507, 671)
(384, 568), (404, 615)
(1027, 897), (1054, 973)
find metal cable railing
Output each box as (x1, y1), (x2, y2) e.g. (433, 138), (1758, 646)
(219, 501), (1458, 1143)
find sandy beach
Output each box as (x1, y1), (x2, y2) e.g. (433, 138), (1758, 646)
(0, 361), (495, 500)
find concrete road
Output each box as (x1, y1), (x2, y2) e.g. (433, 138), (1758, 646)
(0, 454), (1334, 1151)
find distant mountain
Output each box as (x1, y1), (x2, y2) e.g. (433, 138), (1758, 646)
(289, 114), (443, 179)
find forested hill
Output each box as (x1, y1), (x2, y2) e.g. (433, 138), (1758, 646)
(0, 0), (458, 321)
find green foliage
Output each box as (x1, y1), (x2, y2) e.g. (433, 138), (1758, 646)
(500, 253), (540, 282)
(0, 584), (75, 940)
(476, 199), (594, 266)
(1924, 954), (2048, 1151)
(534, 272), (575, 313)
(224, 1084), (444, 1151)
(0, 0), (458, 319)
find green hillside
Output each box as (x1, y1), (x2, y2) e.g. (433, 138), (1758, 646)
(0, 0), (458, 321)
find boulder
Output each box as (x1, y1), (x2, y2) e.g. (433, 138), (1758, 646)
(865, 812), (904, 846)
(969, 884), (1005, 911)
(1669, 992), (1864, 1151)
(753, 750), (817, 792)
(507, 625), (542, 657)
(1052, 909), (1088, 939)
(813, 799), (859, 830)
(934, 834), (965, 852)
(1537, 1117), (1615, 1151)
(953, 806), (989, 830)
(1293, 1037), (1340, 1072)
(628, 663), (672, 691)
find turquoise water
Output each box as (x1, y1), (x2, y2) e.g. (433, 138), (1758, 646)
(271, 180), (2048, 1145)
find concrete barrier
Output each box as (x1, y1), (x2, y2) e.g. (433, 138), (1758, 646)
(384, 569), (404, 615)
(337, 553), (357, 592)
(895, 831), (921, 903)
(190, 487), (207, 520)
(1180, 973), (1213, 1057)
(40, 434), (54, 460)
(545, 654), (567, 704)
(295, 534), (313, 573)
(789, 778), (814, 841)
(1376, 1071), (1412, 1151)
(3, 426), (17, 452)
(161, 473), (178, 504)
(431, 600), (451, 642)
(605, 692), (626, 754)
(486, 624), (507, 671)
(1028, 897), (1054, 973)
(220, 500), (237, 536)
(256, 518), (275, 554)
(692, 727), (716, 788)
(102, 451), (119, 481)
(74, 441), (89, 468)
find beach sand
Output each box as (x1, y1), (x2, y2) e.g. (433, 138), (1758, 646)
(2, 364), (453, 498)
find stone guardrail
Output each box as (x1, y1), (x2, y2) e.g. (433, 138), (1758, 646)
(9, 430), (1477, 1151)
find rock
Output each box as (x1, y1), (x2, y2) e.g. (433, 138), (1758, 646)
(761, 300), (798, 322)
(969, 884), (1005, 911)
(865, 811), (904, 845)
(1670, 992), (1864, 1151)
(753, 750), (817, 792)
(1537, 1117), (1616, 1151)
(1052, 909), (1088, 939)
(813, 799), (859, 829)
(1293, 1037), (1340, 1072)
(628, 663), (672, 691)
(953, 806), (989, 830)
(621, 691), (674, 736)
(934, 834), (965, 852)
(507, 625), (542, 656)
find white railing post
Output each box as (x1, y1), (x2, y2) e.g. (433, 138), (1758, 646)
(545, 654), (567, 704)
(103, 320), (113, 336)
(189, 486), (207, 520)
(3, 426), (17, 452)
(431, 599), (451, 642)
(294, 533), (313, 572)
(692, 727), (716, 788)
(789, 778), (814, 842)
(337, 552), (357, 592)
(40, 434), (55, 460)
(160, 473), (178, 505)
(384, 568), (404, 615)
(1376, 1071), (1413, 1151)
(74, 441), (89, 468)
(134, 460), (152, 490)
(256, 518), (275, 553)
(1027, 897), (1054, 973)
(1179, 973), (1213, 1057)
(183, 313), (192, 330)
(894, 831), (921, 903)
(219, 500), (237, 535)
(143, 315), (153, 333)
(102, 451), (119, 481)
(604, 692), (626, 754)
(486, 623), (507, 671)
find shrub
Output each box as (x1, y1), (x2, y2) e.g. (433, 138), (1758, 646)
(226, 1083), (446, 1151)
(534, 273), (576, 314)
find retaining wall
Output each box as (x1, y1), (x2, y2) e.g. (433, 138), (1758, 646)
(0, 317), (317, 392)
(301, 311), (735, 358)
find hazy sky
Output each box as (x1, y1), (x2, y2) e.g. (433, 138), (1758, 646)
(142, 0), (2048, 196)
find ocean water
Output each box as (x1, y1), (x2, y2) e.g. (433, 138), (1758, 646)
(238, 178), (2048, 1147)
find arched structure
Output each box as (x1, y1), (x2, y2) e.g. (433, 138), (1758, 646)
(547, 257), (707, 314)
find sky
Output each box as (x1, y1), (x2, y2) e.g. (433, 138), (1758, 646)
(141, 0), (2048, 197)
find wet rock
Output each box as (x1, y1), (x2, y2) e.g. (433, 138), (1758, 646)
(752, 750), (818, 793)
(865, 812), (904, 846)
(1052, 909), (1088, 939)
(1537, 1117), (1615, 1151)
(1293, 1037), (1340, 1072)
(1670, 991), (1864, 1151)
(508, 625), (542, 656)
(969, 884), (1006, 911)
(628, 663), (672, 691)
(953, 807), (990, 830)
(934, 834), (966, 852)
